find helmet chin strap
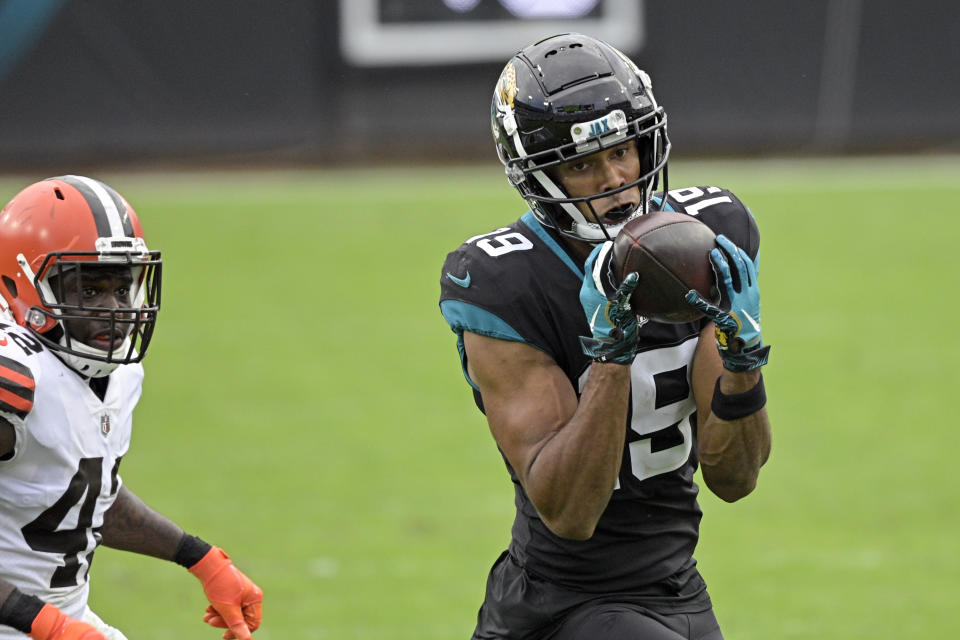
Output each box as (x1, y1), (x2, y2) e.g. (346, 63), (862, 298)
(57, 333), (129, 378)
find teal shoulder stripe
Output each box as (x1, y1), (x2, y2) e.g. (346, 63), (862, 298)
(440, 299), (524, 342)
(520, 212), (583, 279)
(650, 196), (677, 212)
(440, 300), (528, 391)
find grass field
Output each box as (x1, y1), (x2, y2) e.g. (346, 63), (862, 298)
(1, 155), (958, 639)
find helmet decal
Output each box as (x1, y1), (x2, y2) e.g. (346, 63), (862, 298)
(496, 61), (517, 110)
(570, 109), (628, 152)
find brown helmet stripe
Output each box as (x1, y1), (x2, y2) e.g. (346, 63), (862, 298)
(53, 175), (135, 238)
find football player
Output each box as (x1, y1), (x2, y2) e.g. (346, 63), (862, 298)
(0, 176), (263, 640)
(439, 34), (772, 639)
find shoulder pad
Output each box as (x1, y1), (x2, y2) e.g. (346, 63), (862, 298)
(661, 186), (760, 259)
(0, 350), (36, 419)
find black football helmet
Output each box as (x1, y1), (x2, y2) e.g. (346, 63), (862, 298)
(491, 33), (670, 243)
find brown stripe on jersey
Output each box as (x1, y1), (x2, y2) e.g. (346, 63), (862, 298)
(0, 387), (32, 416)
(0, 358), (34, 389)
(0, 355), (35, 418)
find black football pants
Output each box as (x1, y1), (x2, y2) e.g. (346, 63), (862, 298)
(548, 601), (723, 640)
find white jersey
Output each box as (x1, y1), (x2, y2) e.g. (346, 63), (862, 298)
(0, 322), (142, 620)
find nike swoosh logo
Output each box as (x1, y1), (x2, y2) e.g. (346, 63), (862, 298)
(742, 310), (761, 332)
(589, 306), (602, 332)
(446, 271), (471, 288)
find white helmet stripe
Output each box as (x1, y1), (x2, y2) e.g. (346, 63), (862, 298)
(58, 174), (133, 239)
(68, 175), (127, 238)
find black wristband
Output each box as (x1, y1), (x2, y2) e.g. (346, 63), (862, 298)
(0, 588), (45, 633)
(173, 533), (213, 569)
(711, 374), (766, 421)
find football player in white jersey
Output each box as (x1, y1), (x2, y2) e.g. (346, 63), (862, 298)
(0, 177), (263, 640)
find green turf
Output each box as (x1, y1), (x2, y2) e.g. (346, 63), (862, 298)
(0, 156), (957, 638)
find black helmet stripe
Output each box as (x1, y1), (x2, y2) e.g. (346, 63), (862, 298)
(98, 180), (135, 237)
(56, 175), (135, 238)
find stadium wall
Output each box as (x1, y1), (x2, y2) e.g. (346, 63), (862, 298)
(0, 0), (956, 169)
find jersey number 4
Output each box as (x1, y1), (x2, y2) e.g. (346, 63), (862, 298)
(21, 456), (120, 588)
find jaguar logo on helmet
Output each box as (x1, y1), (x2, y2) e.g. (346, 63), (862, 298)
(496, 62), (517, 110)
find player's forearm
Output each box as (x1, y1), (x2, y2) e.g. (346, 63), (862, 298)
(699, 369), (772, 502)
(527, 363), (631, 540)
(100, 485), (185, 560)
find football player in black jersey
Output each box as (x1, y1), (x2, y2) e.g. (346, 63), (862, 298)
(439, 34), (773, 640)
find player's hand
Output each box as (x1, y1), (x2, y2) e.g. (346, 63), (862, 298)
(579, 242), (641, 365)
(685, 234), (770, 371)
(28, 604), (107, 640)
(189, 546), (263, 640)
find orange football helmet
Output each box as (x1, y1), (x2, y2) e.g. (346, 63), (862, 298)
(0, 175), (161, 377)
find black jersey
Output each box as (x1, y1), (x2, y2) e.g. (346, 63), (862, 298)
(439, 187), (760, 596)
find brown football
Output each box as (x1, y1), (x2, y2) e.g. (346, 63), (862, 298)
(611, 211), (719, 323)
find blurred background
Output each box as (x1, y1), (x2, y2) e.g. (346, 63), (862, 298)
(1, 1), (958, 639)
(1, 0), (957, 170)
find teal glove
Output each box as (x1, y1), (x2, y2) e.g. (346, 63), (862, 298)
(579, 242), (640, 365)
(685, 234), (770, 372)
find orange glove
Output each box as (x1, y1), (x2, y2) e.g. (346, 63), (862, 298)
(28, 604), (107, 640)
(189, 546), (263, 640)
